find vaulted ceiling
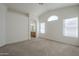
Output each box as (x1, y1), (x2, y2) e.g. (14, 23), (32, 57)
(5, 3), (78, 16)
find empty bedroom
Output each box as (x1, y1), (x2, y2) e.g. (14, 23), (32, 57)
(0, 3), (79, 56)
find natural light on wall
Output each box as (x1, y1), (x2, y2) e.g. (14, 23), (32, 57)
(40, 23), (45, 33)
(48, 15), (58, 21)
(63, 17), (78, 38)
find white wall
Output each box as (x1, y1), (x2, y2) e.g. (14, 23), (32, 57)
(39, 5), (79, 46)
(6, 10), (28, 44)
(0, 4), (39, 47)
(0, 4), (7, 47)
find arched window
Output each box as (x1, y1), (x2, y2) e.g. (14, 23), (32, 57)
(48, 15), (58, 21)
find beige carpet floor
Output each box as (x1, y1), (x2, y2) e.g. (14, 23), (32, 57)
(0, 39), (79, 56)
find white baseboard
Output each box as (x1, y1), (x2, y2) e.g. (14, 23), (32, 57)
(0, 43), (6, 47)
(39, 37), (79, 47)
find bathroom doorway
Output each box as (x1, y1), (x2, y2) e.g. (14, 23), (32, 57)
(30, 20), (37, 39)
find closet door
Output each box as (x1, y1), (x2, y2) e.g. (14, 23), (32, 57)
(6, 11), (29, 44)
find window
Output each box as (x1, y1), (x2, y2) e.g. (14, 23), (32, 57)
(48, 15), (58, 21)
(63, 17), (78, 38)
(40, 23), (45, 33)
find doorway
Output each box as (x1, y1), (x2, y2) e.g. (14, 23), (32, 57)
(30, 20), (37, 39)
